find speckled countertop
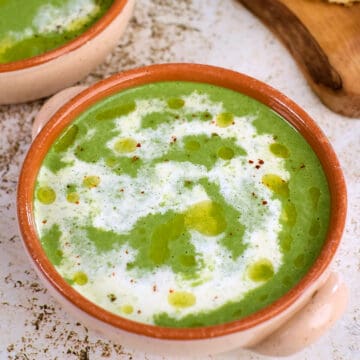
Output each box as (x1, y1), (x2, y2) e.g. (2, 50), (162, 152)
(0, 1), (359, 359)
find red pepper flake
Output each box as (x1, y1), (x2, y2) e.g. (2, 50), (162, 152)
(119, 188), (124, 192)
(125, 250), (129, 254)
(248, 160), (254, 164)
(132, 156), (139, 162)
(75, 201), (80, 205)
(262, 200), (268, 205)
(232, 121), (235, 125)
(42, 219), (47, 224)
(255, 165), (260, 169)
(137, 310), (142, 314)
(258, 159), (264, 165)
(153, 285), (157, 292)
(169, 289), (174, 293)
(136, 143), (141, 148)
(140, 191), (145, 194)
(170, 136), (177, 143)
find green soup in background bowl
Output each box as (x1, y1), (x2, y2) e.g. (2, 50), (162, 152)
(17, 64), (347, 357)
(0, 0), (135, 104)
(0, 0), (114, 63)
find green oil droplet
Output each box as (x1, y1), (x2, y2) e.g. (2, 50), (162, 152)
(248, 259), (274, 282)
(262, 174), (289, 197)
(184, 139), (200, 151)
(54, 125), (79, 152)
(73, 271), (88, 285)
(83, 175), (100, 188)
(185, 200), (227, 236)
(168, 291), (196, 308)
(294, 254), (305, 268)
(66, 192), (79, 203)
(96, 102), (136, 120)
(167, 98), (185, 109)
(114, 138), (137, 153)
(37, 186), (56, 204)
(281, 202), (297, 227)
(280, 233), (293, 253)
(309, 219), (320, 237)
(217, 146), (234, 160)
(309, 187), (321, 209)
(216, 112), (234, 128)
(121, 304), (134, 314)
(269, 143), (290, 158)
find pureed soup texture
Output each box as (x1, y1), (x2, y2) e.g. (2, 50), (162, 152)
(0, 0), (113, 64)
(33, 81), (330, 328)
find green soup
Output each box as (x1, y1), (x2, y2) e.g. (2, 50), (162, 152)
(33, 81), (330, 327)
(0, 0), (114, 64)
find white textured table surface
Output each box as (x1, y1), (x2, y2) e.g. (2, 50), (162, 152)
(1, 1), (359, 359)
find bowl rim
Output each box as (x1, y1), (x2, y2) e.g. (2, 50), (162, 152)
(17, 63), (347, 340)
(0, 0), (129, 73)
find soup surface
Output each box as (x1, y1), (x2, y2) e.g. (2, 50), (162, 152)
(0, 0), (113, 64)
(33, 81), (330, 327)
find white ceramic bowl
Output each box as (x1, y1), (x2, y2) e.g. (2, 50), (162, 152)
(18, 64), (348, 357)
(0, 0), (135, 105)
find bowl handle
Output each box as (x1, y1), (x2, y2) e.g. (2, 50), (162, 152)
(32, 86), (87, 140)
(249, 272), (348, 357)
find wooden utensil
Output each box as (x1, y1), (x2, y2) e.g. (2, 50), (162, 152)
(240, 0), (360, 117)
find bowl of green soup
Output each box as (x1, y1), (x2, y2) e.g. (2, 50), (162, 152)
(17, 64), (348, 357)
(0, 0), (134, 104)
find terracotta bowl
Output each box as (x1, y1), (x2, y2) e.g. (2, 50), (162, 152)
(0, 0), (135, 105)
(17, 64), (348, 357)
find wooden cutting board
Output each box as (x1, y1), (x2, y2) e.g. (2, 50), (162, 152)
(239, 0), (360, 118)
